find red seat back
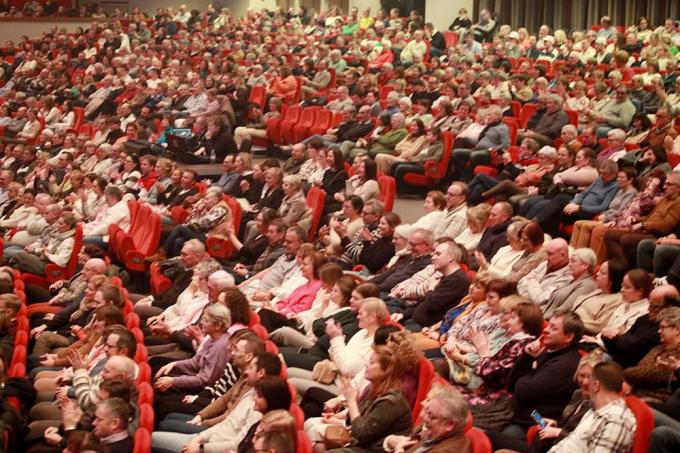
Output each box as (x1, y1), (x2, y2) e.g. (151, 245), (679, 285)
(44, 223), (83, 283)
(378, 175), (396, 213)
(503, 117), (519, 146)
(518, 103), (538, 129)
(296, 430), (312, 453)
(138, 404), (154, 432)
(412, 357), (435, 422)
(138, 382), (154, 406)
(466, 427), (492, 453)
(306, 187), (326, 241)
(133, 428), (151, 453)
(625, 396), (654, 453)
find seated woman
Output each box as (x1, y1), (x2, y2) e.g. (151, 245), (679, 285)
(318, 195), (364, 256)
(570, 167), (638, 252)
(582, 268), (652, 349)
(468, 143), (556, 205)
(279, 174), (311, 230)
(374, 119), (427, 174)
(455, 203), (492, 253)
(220, 208), (278, 270)
(624, 306), (680, 402)
(355, 212), (399, 274)
(283, 297), (389, 389)
(307, 343), (414, 453)
(334, 157), (380, 206)
(391, 126), (445, 190)
(31, 305), (125, 391)
(194, 115), (237, 160)
(477, 220), (546, 284)
(573, 259), (627, 335)
(156, 188), (231, 259)
(269, 275), (355, 350)
(256, 256), (331, 333)
(319, 149), (349, 222)
(411, 191), (446, 231)
(153, 303), (232, 395)
(451, 301), (543, 431)
(11, 213), (78, 276)
(233, 97), (283, 150)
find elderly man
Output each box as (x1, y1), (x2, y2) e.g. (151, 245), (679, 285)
(586, 85), (636, 138)
(517, 238), (572, 308)
(233, 218), (287, 284)
(400, 241), (469, 331)
(135, 239), (208, 315)
(325, 86), (353, 113)
(451, 106), (511, 182)
(544, 248), (598, 319)
(384, 385), (470, 452)
(596, 128), (627, 161)
(517, 94), (569, 146)
(371, 228), (434, 295)
(433, 183), (469, 239)
(241, 226), (306, 303)
(349, 113), (408, 159)
(400, 30), (427, 65)
(474, 201), (512, 263)
(11, 213), (78, 276)
(4, 197), (59, 255)
(300, 59), (331, 101)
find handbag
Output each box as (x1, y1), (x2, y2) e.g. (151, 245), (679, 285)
(312, 360), (338, 385)
(323, 425), (351, 449)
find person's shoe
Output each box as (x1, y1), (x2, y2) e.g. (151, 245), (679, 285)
(145, 249), (166, 263)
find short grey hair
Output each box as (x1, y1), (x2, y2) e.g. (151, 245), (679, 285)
(185, 238), (206, 255)
(282, 174), (303, 189)
(195, 258), (223, 279)
(607, 128), (626, 141)
(394, 224), (416, 240)
(561, 124), (577, 136)
(571, 248), (597, 273)
(413, 228), (435, 247)
(427, 384), (469, 435)
(203, 303), (232, 330)
(364, 199), (385, 217)
(209, 270), (235, 289)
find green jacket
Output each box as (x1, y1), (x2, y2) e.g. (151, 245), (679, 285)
(371, 128), (408, 154)
(349, 390), (412, 453)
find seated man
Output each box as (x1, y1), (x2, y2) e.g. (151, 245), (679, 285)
(11, 213), (78, 276)
(83, 186), (131, 250)
(384, 384), (470, 452)
(517, 238), (572, 309)
(502, 310), (584, 439)
(550, 362), (635, 452)
(517, 94), (569, 146)
(347, 113), (408, 160)
(370, 228), (433, 295)
(399, 240), (469, 331)
(91, 397), (134, 452)
(451, 106), (510, 182)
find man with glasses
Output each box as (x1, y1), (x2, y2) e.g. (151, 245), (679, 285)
(586, 85), (636, 139)
(604, 171), (680, 268)
(337, 199), (384, 268)
(369, 228), (434, 294)
(433, 182), (469, 240)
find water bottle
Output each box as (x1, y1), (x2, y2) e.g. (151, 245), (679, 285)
(210, 149), (216, 163)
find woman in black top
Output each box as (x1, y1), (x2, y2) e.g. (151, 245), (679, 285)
(320, 148), (348, 221)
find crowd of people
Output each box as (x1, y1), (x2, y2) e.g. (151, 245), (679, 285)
(1, 2), (680, 453)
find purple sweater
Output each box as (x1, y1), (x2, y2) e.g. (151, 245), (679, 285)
(171, 332), (231, 390)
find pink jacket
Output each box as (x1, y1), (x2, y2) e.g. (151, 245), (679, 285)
(276, 280), (322, 317)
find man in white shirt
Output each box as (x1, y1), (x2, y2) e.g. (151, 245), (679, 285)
(518, 238), (573, 308)
(83, 186), (130, 249)
(433, 182), (469, 240)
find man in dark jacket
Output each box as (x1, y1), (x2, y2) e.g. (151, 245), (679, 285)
(401, 240), (469, 331)
(517, 94), (570, 146)
(371, 228), (434, 294)
(475, 202), (512, 264)
(505, 310), (583, 438)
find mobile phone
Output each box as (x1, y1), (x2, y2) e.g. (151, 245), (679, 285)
(531, 409), (547, 428)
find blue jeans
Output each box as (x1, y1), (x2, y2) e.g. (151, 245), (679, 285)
(637, 240), (680, 276)
(163, 225), (205, 257)
(152, 430), (197, 453)
(3, 245), (23, 260)
(158, 413), (207, 434)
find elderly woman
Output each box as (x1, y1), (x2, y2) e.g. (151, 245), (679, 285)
(279, 174), (311, 230)
(391, 126), (445, 190)
(158, 188), (231, 258)
(469, 145), (557, 205)
(624, 307), (680, 402)
(573, 259), (627, 335)
(570, 167), (638, 251)
(455, 203), (492, 253)
(412, 191), (446, 231)
(375, 119), (428, 174)
(154, 303), (232, 394)
(455, 301), (544, 431)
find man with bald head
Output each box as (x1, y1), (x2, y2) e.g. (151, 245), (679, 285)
(26, 256), (106, 305)
(603, 284), (680, 368)
(517, 238), (573, 307)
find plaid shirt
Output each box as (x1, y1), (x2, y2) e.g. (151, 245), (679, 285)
(549, 398), (636, 453)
